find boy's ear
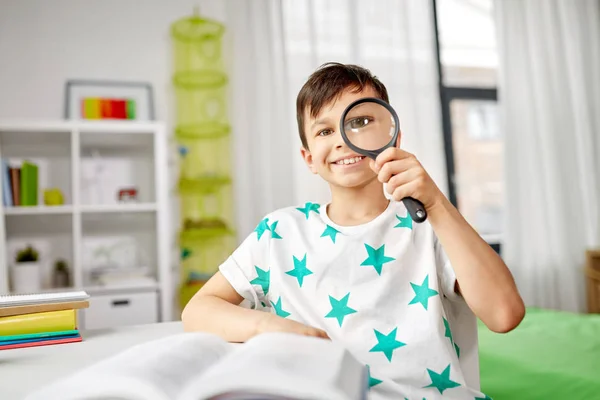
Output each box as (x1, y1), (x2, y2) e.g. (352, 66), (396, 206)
(300, 146), (318, 174)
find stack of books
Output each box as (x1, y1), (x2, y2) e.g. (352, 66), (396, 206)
(2, 159), (39, 207)
(0, 290), (89, 350)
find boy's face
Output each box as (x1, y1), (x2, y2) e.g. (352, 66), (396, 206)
(301, 86), (395, 189)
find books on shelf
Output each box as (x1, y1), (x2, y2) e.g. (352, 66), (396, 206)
(0, 290), (89, 350)
(26, 331), (368, 400)
(1, 158), (39, 207)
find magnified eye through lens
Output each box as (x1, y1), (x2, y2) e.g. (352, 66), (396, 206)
(343, 102), (396, 151)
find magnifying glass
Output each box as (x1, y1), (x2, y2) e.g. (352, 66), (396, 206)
(339, 97), (427, 223)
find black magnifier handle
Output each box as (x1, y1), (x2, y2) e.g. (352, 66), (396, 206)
(403, 196), (427, 223)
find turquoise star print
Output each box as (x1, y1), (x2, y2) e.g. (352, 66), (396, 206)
(408, 275), (439, 310)
(443, 317), (460, 358)
(254, 218), (282, 240)
(360, 244), (396, 275)
(254, 218), (271, 240)
(285, 254), (313, 287)
(320, 224), (340, 243)
(268, 220), (282, 239)
(394, 214), (412, 229)
(423, 364), (461, 394)
(369, 327), (406, 362)
(443, 317), (453, 343)
(249, 266), (270, 295)
(366, 365), (382, 388)
(475, 394), (493, 400)
(324, 293), (357, 327)
(270, 297), (291, 318)
(296, 202), (320, 219)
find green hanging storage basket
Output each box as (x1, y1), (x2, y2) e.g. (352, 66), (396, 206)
(171, 11), (236, 311)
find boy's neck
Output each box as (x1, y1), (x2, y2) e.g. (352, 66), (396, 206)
(327, 179), (389, 226)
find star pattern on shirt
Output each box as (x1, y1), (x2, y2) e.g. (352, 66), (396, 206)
(285, 254), (313, 287)
(325, 292), (357, 327)
(241, 206), (471, 399)
(268, 220), (283, 239)
(249, 266), (270, 295)
(320, 224), (340, 243)
(369, 327), (406, 362)
(443, 317), (461, 358)
(408, 275), (439, 310)
(271, 296), (291, 318)
(394, 214), (413, 229)
(296, 202), (320, 219)
(366, 365), (382, 388)
(423, 364), (461, 394)
(475, 394), (493, 400)
(360, 244), (396, 275)
(254, 218), (282, 240)
(443, 317), (453, 343)
(254, 218), (270, 240)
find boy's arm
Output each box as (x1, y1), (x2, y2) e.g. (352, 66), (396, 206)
(181, 272), (329, 342)
(372, 148), (525, 333)
(428, 196), (525, 333)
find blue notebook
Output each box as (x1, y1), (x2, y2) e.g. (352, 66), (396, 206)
(0, 332), (80, 346)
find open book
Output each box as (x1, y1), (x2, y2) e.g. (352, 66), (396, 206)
(25, 331), (368, 400)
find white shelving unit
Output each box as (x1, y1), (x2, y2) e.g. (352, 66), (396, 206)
(0, 120), (172, 329)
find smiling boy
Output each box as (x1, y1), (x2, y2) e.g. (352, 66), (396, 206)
(182, 62), (524, 399)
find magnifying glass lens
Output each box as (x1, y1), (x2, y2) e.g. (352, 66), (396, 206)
(342, 102), (396, 151)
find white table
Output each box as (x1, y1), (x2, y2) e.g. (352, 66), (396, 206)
(0, 321), (183, 400)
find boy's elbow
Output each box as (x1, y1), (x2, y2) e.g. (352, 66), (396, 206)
(490, 296), (526, 333)
(181, 293), (209, 331)
(180, 302), (195, 331)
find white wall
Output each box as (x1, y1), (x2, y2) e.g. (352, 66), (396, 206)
(0, 0), (226, 125)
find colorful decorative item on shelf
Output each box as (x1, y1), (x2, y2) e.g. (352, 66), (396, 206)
(43, 188), (65, 206)
(171, 9), (235, 310)
(64, 80), (155, 121)
(81, 97), (136, 120)
(117, 187), (138, 203)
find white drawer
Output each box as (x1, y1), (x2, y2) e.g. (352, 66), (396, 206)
(82, 291), (158, 330)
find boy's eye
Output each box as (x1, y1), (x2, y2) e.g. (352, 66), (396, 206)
(317, 129), (333, 137)
(347, 116), (373, 129)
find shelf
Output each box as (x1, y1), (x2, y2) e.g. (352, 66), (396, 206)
(3, 205), (73, 215)
(2, 204), (157, 215)
(0, 120), (163, 134)
(80, 131), (154, 152)
(80, 203), (157, 214)
(0, 119), (171, 322)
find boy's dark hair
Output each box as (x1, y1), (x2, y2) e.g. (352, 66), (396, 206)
(296, 62), (389, 149)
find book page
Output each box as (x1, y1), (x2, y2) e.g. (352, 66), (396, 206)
(25, 332), (232, 400)
(179, 332), (368, 400)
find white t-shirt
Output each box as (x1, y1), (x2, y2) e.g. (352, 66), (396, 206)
(219, 201), (490, 400)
